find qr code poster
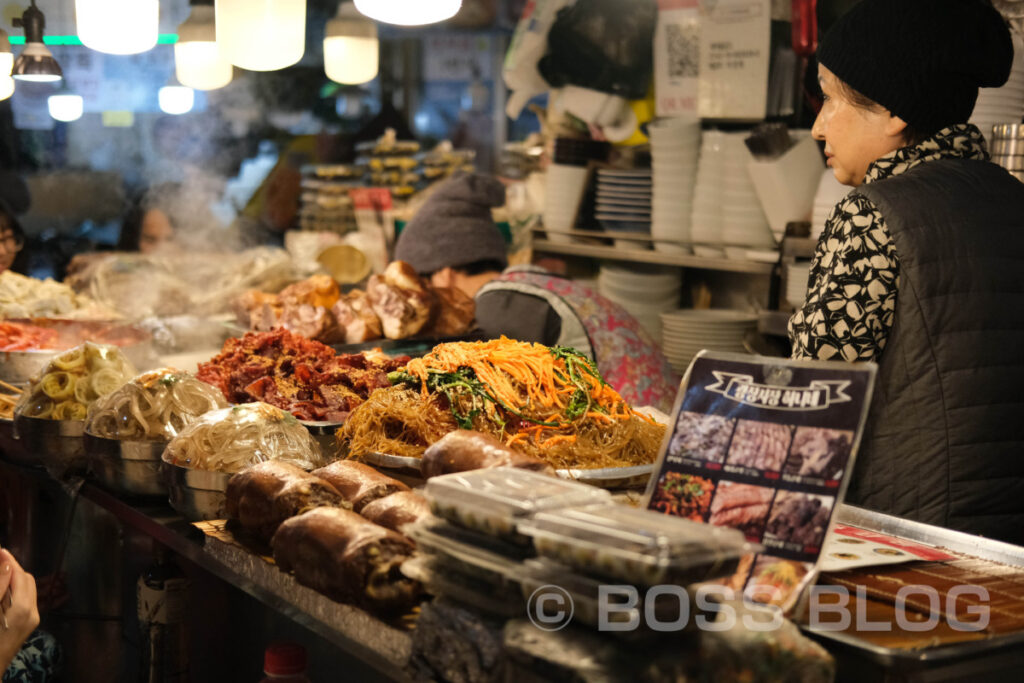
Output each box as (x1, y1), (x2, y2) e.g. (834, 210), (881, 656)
(654, 0), (700, 117)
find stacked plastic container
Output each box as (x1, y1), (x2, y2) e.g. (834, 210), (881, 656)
(410, 468), (753, 631)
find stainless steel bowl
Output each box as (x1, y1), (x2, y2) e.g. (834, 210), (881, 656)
(161, 459), (232, 521)
(84, 432), (167, 497)
(12, 414), (87, 476)
(299, 420), (342, 459)
(0, 416), (32, 466)
(991, 154), (1024, 171)
(992, 123), (1024, 138)
(0, 350), (59, 385)
(990, 138), (1024, 156)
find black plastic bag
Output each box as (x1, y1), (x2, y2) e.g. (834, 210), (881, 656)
(538, 0), (658, 100)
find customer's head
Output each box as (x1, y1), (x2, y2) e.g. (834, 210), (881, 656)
(119, 184), (181, 254)
(394, 173), (508, 297)
(0, 170), (30, 273)
(813, 0), (1012, 186)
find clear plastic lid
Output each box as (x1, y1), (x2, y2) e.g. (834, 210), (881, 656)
(520, 504), (755, 586)
(162, 402), (325, 473)
(423, 468), (611, 540)
(407, 518), (531, 583)
(85, 367), (228, 441)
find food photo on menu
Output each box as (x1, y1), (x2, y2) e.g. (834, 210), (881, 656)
(667, 411), (736, 464)
(763, 491), (835, 552)
(649, 471), (715, 521)
(782, 427), (854, 482)
(706, 480), (775, 540)
(724, 419), (795, 473)
(744, 555), (811, 607)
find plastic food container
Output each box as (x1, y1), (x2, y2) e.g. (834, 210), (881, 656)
(423, 468), (611, 543)
(519, 558), (696, 632)
(401, 555), (523, 618)
(520, 504), (754, 586)
(406, 518), (531, 586)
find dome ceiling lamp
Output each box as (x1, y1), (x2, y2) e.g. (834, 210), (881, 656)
(216, 0), (306, 72)
(76, 0), (159, 55)
(324, 2), (378, 85)
(353, 0), (461, 26)
(48, 81), (83, 122)
(175, 0), (232, 90)
(12, 1), (63, 82)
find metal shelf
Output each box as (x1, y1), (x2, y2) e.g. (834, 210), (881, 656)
(532, 235), (776, 275)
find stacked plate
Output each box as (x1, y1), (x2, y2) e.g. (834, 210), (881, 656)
(659, 309), (758, 373)
(785, 262), (812, 310)
(691, 131), (775, 257)
(595, 169), (652, 248)
(970, 32), (1024, 140)
(598, 264), (682, 344)
(811, 169), (848, 240)
(649, 117), (701, 254)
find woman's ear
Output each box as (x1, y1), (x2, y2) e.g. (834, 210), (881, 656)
(885, 113), (909, 139)
(430, 267), (457, 289)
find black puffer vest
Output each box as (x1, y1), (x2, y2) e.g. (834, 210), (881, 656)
(848, 158), (1024, 544)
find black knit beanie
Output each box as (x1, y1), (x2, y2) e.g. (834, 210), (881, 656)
(818, 0), (1013, 136)
(394, 172), (508, 275)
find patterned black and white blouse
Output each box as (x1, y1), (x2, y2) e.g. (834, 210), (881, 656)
(788, 124), (990, 362)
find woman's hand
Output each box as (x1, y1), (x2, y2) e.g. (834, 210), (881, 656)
(0, 549), (39, 672)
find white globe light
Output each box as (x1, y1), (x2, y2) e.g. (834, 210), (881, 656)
(353, 0), (461, 26)
(216, 0), (305, 72)
(175, 42), (232, 91)
(158, 85), (195, 115)
(0, 53), (12, 78)
(324, 4), (378, 85)
(76, 0), (158, 55)
(0, 77), (13, 101)
(48, 93), (84, 122)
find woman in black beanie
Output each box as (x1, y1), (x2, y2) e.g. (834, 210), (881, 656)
(788, 0), (1024, 543)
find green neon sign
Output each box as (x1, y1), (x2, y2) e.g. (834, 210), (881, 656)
(8, 34), (179, 46)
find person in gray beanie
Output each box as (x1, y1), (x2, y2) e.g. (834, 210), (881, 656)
(393, 172), (679, 412)
(787, 0), (1024, 544)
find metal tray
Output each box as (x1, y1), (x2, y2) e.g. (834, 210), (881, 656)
(360, 451), (652, 489)
(802, 504), (1024, 677)
(83, 432), (166, 497)
(299, 420), (343, 460)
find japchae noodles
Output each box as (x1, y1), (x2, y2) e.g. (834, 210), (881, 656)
(338, 337), (665, 469)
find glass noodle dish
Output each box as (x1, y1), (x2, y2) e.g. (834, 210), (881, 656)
(16, 342), (137, 421)
(162, 402), (327, 474)
(85, 368), (228, 441)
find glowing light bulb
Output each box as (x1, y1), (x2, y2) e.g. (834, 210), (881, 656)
(76, 0), (158, 55)
(216, 0), (305, 71)
(158, 85), (194, 115)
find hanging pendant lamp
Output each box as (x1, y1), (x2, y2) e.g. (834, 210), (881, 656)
(12, 1), (62, 82)
(48, 82), (84, 122)
(0, 78), (14, 101)
(324, 2), (378, 85)
(176, 2), (232, 90)
(76, 0), (159, 55)
(159, 81), (195, 115)
(0, 29), (12, 77)
(216, 0), (306, 72)
(353, 0), (461, 26)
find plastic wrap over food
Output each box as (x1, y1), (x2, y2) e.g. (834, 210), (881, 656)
(162, 402), (326, 473)
(15, 342), (138, 420)
(85, 368), (228, 441)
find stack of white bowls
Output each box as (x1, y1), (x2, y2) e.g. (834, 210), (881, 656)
(971, 32), (1024, 140)
(649, 117), (701, 254)
(810, 169), (848, 240)
(785, 262), (812, 310)
(691, 131), (775, 258)
(543, 165), (589, 243)
(659, 309), (758, 373)
(598, 264), (682, 344)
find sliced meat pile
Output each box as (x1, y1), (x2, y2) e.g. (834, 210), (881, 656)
(233, 261), (476, 345)
(708, 482), (774, 538)
(196, 328), (408, 421)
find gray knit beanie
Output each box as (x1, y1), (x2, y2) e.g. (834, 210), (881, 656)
(394, 172), (508, 275)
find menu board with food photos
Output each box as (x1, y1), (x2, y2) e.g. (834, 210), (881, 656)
(644, 351), (876, 613)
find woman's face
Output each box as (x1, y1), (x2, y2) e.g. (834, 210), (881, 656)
(812, 65), (907, 186)
(0, 216), (22, 273)
(139, 208), (175, 254)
